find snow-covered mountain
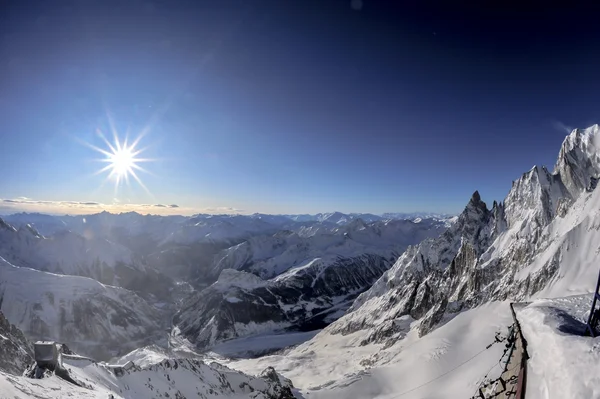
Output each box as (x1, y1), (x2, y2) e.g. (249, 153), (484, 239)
(221, 125), (600, 398)
(321, 127), (600, 347)
(0, 206), (451, 372)
(280, 212), (376, 225)
(170, 219), (446, 350)
(0, 256), (165, 360)
(2, 212), (69, 237)
(0, 219), (133, 275)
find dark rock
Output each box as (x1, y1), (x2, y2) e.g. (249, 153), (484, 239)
(0, 311), (33, 375)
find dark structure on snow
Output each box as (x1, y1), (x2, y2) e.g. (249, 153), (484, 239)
(34, 341), (59, 370)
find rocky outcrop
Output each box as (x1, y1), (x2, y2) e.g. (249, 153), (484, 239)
(0, 311), (33, 375)
(259, 366), (296, 399)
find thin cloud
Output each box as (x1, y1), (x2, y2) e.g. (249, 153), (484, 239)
(0, 197), (242, 216)
(202, 206), (244, 214)
(64, 201), (100, 206)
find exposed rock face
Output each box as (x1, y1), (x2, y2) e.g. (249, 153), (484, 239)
(0, 311), (33, 375)
(259, 366), (296, 399)
(504, 165), (569, 228)
(324, 125), (600, 345)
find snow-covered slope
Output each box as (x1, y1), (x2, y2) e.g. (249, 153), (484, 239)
(226, 295), (599, 399)
(0, 256), (164, 360)
(517, 295), (600, 399)
(225, 301), (515, 398)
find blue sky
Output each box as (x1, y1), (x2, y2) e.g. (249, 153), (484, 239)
(1, 1), (600, 215)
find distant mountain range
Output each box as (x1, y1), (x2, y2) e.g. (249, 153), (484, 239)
(0, 209), (451, 361)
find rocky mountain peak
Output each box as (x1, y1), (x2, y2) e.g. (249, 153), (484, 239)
(463, 190), (488, 216)
(470, 190), (482, 204)
(17, 223), (43, 239)
(0, 217), (16, 233)
(451, 190), (492, 248)
(504, 163), (569, 229)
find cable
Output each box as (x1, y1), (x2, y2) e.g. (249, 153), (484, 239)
(469, 323), (525, 399)
(388, 345), (493, 398)
(469, 347), (511, 398)
(383, 325), (517, 399)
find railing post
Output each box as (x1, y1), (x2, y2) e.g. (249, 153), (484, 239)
(586, 268), (600, 337)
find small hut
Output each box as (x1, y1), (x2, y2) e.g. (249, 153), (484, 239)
(34, 341), (59, 370)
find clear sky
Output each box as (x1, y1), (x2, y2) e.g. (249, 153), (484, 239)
(1, 1), (600, 215)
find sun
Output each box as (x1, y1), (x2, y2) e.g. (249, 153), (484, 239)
(83, 128), (153, 194)
(108, 146), (136, 179)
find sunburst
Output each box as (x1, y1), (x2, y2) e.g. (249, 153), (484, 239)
(85, 129), (153, 194)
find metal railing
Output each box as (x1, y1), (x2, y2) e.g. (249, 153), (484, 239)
(472, 303), (529, 399)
